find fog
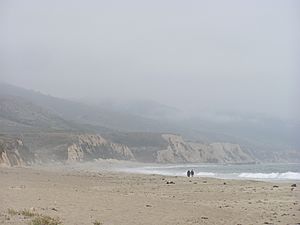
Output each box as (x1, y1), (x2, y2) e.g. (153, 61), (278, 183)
(0, 0), (299, 121)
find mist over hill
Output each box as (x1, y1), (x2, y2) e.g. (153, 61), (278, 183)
(0, 83), (299, 165)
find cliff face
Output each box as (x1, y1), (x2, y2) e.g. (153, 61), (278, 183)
(189, 142), (254, 163)
(156, 134), (254, 163)
(67, 133), (254, 164)
(67, 134), (135, 162)
(0, 133), (254, 166)
(156, 134), (199, 163)
(0, 138), (34, 167)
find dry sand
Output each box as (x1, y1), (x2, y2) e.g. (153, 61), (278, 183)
(0, 166), (299, 225)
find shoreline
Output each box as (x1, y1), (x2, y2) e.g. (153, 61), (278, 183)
(29, 160), (300, 183)
(1, 166), (300, 225)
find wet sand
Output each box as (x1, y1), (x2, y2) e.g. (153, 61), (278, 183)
(0, 166), (299, 225)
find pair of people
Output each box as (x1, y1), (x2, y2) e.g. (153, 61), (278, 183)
(187, 170), (194, 177)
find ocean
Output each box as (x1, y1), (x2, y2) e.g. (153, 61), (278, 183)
(118, 163), (300, 182)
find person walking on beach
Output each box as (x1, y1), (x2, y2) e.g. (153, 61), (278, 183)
(191, 170), (194, 177)
(187, 170), (191, 177)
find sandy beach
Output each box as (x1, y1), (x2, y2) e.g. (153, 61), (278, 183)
(0, 166), (299, 225)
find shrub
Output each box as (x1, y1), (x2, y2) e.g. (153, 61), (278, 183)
(21, 209), (36, 217)
(7, 208), (18, 216)
(7, 208), (37, 217)
(29, 215), (62, 225)
(92, 220), (103, 225)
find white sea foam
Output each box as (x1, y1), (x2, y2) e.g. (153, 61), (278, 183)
(196, 172), (216, 177)
(238, 172), (300, 180)
(112, 162), (300, 181)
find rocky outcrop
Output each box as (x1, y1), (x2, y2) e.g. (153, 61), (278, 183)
(0, 138), (34, 167)
(189, 142), (254, 163)
(0, 134), (136, 165)
(0, 133), (254, 166)
(157, 134), (199, 163)
(67, 134), (135, 162)
(156, 134), (254, 163)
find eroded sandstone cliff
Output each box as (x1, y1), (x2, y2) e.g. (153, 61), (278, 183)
(0, 133), (254, 166)
(67, 134), (135, 162)
(0, 138), (34, 167)
(156, 134), (254, 163)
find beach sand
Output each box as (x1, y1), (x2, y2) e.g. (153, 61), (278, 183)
(0, 166), (299, 225)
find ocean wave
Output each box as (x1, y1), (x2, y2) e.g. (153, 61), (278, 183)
(238, 172), (300, 180)
(196, 172), (216, 177)
(142, 164), (218, 170)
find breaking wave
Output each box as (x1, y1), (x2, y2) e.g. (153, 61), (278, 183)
(114, 163), (300, 181)
(238, 172), (300, 180)
(196, 172), (216, 177)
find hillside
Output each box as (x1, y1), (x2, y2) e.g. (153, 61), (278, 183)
(0, 83), (174, 133)
(0, 95), (254, 165)
(0, 83), (299, 164)
(0, 96), (76, 133)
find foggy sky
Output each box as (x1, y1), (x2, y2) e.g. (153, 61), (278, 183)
(0, 0), (299, 120)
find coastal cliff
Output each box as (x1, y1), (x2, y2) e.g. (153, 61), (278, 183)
(156, 134), (254, 163)
(0, 138), (34, 167)
(67, 134), (135, 162)
(66, 133), (254, 164)
(0, 133), (254, 166)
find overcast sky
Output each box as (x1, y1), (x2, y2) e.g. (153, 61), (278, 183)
(0, 0), (299, 120)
